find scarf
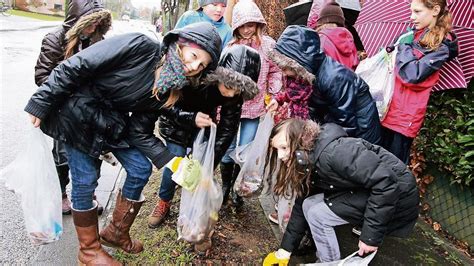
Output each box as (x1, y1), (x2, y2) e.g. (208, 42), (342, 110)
(285, 77), (313, 119)
(155, 44), (188, 95)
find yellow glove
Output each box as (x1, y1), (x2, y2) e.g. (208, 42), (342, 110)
(263, 249), (290, 266)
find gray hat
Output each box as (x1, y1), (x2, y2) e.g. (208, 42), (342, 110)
(198, 0), (227, 8)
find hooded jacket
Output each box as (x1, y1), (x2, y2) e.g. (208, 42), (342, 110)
(270, 25), (381, 144)
(281, 123), (419, 251)
(382, 29), (458, 138)
(24, 22), (222, 169)
(319, 27), (359, 70)
(159, 45), (260, 167)
(230, 0), (283, 119)
(175, 10), (232, 48)
(34, 0), (111, 86)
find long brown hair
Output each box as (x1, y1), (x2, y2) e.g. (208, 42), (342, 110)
(417, 0), (452, 51)
(264, 119), (321, 199)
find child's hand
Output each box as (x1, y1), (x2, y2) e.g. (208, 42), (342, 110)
(29, 114), (41, 127)
(266, 99), (279, 113)
(195, 112), (213, 128)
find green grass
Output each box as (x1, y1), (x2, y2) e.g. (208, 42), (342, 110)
(7, 9), (64, 21)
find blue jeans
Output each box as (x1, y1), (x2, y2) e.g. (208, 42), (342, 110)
(158, 141), (187, 201)
(221, 118), (260, 163)
(65, 145), (152, 210)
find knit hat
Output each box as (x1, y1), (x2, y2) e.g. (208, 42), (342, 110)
(317, 1), (345, 27)
(198, 0), (227, 8)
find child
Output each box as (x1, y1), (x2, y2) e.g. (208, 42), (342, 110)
(315, 1), (359, 70)
(381, 0), (458, 164)
(263, 119), (419, 264)
(220, 0), (283, 206)
(267, 25), (381, 145)
(34, 0), (112, 215)
(175, 0), (232, 47)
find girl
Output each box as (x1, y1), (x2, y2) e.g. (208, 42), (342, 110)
(220, 0), (283, 206)
(25, 22), (221, 265)
(263, 119), (419, 264)
(381, 0), (458, 164)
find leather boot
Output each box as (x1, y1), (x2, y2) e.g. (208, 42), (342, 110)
(92, 195), (104, 216)
(231, 164), (244, 207)
(72, 202), (121, 266)
(99, 190), (144, 254)
(220, 162), (235, 204)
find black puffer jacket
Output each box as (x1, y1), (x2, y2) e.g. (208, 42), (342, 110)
(159, 45), (261, 167)
(24, 22), (222, 169)
(34, 0), (107, 86)
(272, 25), (381, 145)
(281, 123), (419, 251)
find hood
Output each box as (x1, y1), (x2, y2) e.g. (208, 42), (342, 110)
(443, 31), (459, 60)
(274, 25), (325, 75)
(63, 0), (104, 31)
(319, 27), (355, 56)
(312, 123), (348, 160)
(231, 0), (267, 33)
(163, 22), (222, 72)
(203, 44), (260, 101)
(65, 10), (112, 41)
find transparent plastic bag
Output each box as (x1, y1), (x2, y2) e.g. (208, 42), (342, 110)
(304, 250), (377, 266)
(177, 125), (223, 243)
(355, 47), (397, 120)
(0, 127), (63, 245)
(277, 195), (296, 233)
(233, 112), (274, 197)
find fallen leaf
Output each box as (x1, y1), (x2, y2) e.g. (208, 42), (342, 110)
(218, 232), (227, 238)
(433, 222), (441, 231)
(423, 175), (434, 185)
(422, 203), (430, 212)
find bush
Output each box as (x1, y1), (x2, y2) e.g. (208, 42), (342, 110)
(416, 81), (474, 186)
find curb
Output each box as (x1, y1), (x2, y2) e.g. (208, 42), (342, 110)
(0, 24), (59, 32)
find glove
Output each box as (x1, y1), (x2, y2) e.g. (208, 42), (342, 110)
(263, 249), (291, 266)
(168, 157), (202, 192)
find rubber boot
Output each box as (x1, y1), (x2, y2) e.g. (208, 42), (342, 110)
(220, 162), (235, 205)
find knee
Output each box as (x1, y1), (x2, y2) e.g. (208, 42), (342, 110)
(138, 160), (152, 178)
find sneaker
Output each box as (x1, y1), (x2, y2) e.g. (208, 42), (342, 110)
(62, 193), (72, 215)
(268, 211), (278, 225)
(148, 199), (171, 228)
(352, 226), (362, 236)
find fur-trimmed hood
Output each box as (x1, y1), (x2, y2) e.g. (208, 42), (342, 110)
(63, 0), (105, 31)
(65, 9), (112, 41)
(203, 45), (261, 101)
(268, 49), (315, 85)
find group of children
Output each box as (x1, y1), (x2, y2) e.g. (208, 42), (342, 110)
(27, 0), (458, 264)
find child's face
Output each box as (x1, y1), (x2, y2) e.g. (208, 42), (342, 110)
(180, 46), (212, 77)
(410, 0), (441, 30)
(218, 83), (238, 97)
(237, 22), (258, 39)
(81, 22), (99, 37)
(271, 128), (290, 164)
(202, 3), (226, 22)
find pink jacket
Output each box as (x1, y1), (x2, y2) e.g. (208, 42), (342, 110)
(319, 27), (359, 70)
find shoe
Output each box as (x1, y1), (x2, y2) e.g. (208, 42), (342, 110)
(92, 195), (103, 215)
(194, 230), (214, 254)
(352, 226), (361, 236)
(147, 198), (171, 228)
(62, 193), (72, 215)
(72, 201), (121, 266)
(268, 211), (278, 225)
(99, 190), (144, 254)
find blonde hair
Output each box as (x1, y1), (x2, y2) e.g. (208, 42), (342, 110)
(229, 23), (264, 47)
(417, 0), (452, 51)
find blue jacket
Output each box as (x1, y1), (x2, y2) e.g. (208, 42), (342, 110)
(175, 10), (232, 48)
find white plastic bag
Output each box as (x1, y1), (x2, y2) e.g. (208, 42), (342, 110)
(232, 112), (274, 197)
(0, 127), (63, 245)
(305, 250), (377, 266)
(277, 195), (295, 233)
(356, 47), (397, 120)
(177, 125), (223, 243)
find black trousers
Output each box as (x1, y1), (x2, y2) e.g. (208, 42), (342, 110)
(381, 127), (414, 165)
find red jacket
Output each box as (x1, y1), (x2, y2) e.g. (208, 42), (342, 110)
(382, 29), (458, 138)
(319, 27), (359, 70)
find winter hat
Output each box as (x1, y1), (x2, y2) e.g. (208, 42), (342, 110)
(198, 0), (227, 8)
(317, 1), (345, 27)
(231, 0), (266, 33)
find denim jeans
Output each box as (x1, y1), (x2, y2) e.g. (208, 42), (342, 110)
(221, 117), (260, 163)
(158, 141), (187, 201)
(65, 144), (152, 210)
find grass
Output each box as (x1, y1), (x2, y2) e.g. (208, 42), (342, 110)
(7, 9), (64, 21)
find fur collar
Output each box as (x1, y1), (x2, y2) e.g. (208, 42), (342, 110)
(268, 49), (315, 85)
(203, 66), (259, 101)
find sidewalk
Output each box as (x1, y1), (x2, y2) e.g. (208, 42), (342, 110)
(259, 194), (472, 265)
(0, 15), (61, 32)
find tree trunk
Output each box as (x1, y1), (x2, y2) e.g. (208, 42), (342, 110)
(254, 0), (299, 40)
(161, 0), (191, 34)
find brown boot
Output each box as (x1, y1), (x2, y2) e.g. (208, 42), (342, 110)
(99, 191), (144, 254)
(72, 202), (121, 266)
(147, 198), (171, 229)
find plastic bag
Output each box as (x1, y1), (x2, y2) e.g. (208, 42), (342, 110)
(0, 127), (63, 245)
(355, 47), (397, 120)
(304, 250), (377, 266)
(172, 157), (202, 192)
(232, 112), (274, 197)
(277, 195), (295, 233)
(177, 125), (223, 243)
